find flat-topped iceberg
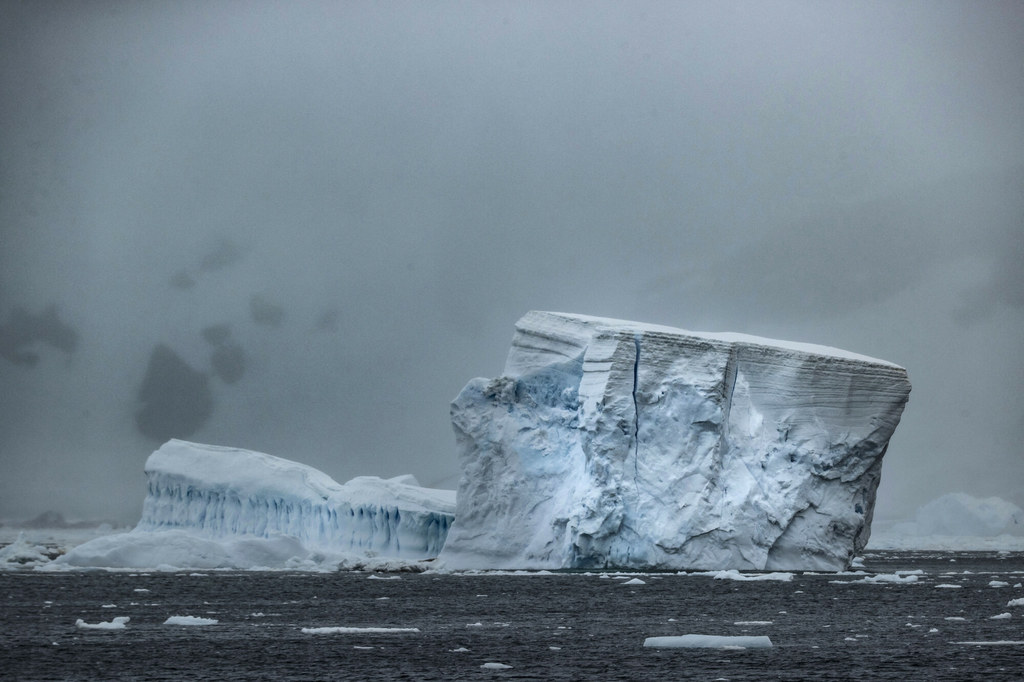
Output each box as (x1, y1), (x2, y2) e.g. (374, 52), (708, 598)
(52, 440), (455, 570)
(439, 311), (911, 571)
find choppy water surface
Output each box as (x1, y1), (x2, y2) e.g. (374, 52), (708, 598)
(3, 551), (1023, 680)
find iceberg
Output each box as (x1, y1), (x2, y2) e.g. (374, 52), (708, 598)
(53, 440), (455, 569)
(868, 492), (1024, 550)
(439, 311), (911, 571)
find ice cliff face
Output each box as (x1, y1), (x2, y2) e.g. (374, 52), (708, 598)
(57, 440), (455, 569)
(439, 312), (911, 571)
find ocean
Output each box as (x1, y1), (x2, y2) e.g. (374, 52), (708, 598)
(2, 551), (1023, 680)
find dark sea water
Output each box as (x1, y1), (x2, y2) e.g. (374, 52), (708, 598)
(3, 551), (1023, 681)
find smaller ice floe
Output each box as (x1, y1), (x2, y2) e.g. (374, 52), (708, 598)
(621, 578), (646, 585)
(956, 641), (1024, 646)
(733, 621), (773, 626)
(301, 626), (420, 634)
(481, 662), (513, 670)
(847, 573), (919, 585)
(989, 581), (1009, 588)
(367, 575), (401, 580)
(1007, 598), (1024, 608)
(944, 617), (968, 621)
(989, 613), (1012, 620)
(164, 616), (218, 626)
(644, 635), (772, 649)
(935, 584), (962, 589)
(76, 616), (129, 630)
(450, 647), (470, 653)
(693, 570), (793, 582)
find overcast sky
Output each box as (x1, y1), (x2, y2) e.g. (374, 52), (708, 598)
(2, 1), (1022, 524)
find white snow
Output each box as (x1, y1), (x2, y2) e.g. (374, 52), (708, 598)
(935, 584), (963, 589)
(440, 311), (910, 572)
(621, 578), (646, 585)
(1008, 598), (1024, 608)
(49, 440), (455, 570)
(989, 613), (1012, 620)
(644, 634), (773, 649)
(481, 662), (513, 670)
(164, 616), (218, 626)
(990, 581), (1010, 588)
(76, 616), (129, 630)
(301, 626), (420, 634)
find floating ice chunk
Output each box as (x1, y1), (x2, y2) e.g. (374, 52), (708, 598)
(1007, 598), (1024, 608)
(956, 641), (1024, 646)
(621, 578), (646, 585)
(164, 616), (218, 626)
(644, 634), (773, 649)
(700, 570), (794, 582)
(0, 532), (52, 568)
(76, 616), (129, 630)
(989, 613), (1012, 620)
(450, 647), (470, 653)
(935, 584), (962, 589)
(481, 662), (513, 670)
(733, 621), (773, 626)
(989, 581), (1009, 588)
(849, 573), (919, 584)
(301, 627), (420, 634)
(944, 617), (967, 621)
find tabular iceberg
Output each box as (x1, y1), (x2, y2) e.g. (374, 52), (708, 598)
(54, 440), (455, 569)
(439, 311), (911, 571)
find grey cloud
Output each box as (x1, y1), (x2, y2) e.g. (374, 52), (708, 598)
(1, 1), (1022, 523)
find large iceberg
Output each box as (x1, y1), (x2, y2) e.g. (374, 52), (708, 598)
(54, 440), (455, 569)
(439, 311), (911, 571)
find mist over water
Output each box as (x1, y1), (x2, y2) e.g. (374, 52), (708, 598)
(1, 2), (1022, 523)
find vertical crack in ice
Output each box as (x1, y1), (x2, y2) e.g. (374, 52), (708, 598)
(631, 333), (641, 495)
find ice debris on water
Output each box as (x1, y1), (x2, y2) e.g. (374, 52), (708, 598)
(76, 616), (129, 630)
(164, 616), (218, 626)
(644, 634), (773, 649)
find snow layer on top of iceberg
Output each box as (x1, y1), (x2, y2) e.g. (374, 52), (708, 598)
(440, 311), (911, 572)
(54, 440), (455, 570)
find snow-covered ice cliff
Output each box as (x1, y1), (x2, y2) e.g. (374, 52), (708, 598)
(439, 311), (911, 571)
(54, 440), (455, 569)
